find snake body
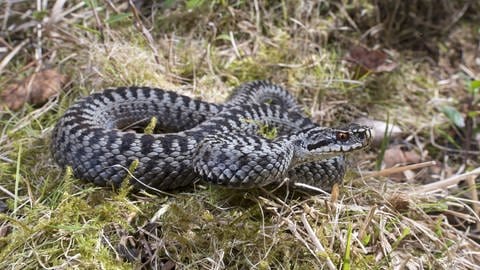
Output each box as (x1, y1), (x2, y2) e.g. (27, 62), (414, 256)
(51, 81), (372, 190)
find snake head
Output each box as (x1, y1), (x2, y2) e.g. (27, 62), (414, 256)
(289, 124), (373, 166)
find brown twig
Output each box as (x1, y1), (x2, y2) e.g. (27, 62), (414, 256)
(300, 213), (336, 270)
(415, 167), (480, 194)
(358, 205), (377, 241)
(128, 0), (161, 66)
(361, 161), (437, 179)
(466, 175), (480, 231)
(0, 39), (29, 75)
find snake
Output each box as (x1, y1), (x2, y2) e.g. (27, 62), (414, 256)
(51, 81), (372, 191)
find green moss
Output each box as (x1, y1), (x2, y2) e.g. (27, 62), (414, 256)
(225, 41), (291, 83)
(0, 162), (141, 268)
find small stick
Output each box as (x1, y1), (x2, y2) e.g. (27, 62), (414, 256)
(301, 213), (336, 270)
(129, 0), (161, 66)
(35, 0), (44, 70)
(466, 175), (480, 231)
(358, 205), (377, 241)
(229, 31), (241, 58)
(415, 167), (480, 194)
(293, 183), (331, 196)
(0, 39), (28, 75)
(442, 209), (477, 224)
(285, 218), (322, 265)
(362, 161), (436, 178)
(0, 184), (15, 199)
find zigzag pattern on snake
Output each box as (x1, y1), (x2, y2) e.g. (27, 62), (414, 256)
(51, 81), (372, 191)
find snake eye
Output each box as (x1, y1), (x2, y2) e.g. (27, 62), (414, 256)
(336, 132), (349, 141)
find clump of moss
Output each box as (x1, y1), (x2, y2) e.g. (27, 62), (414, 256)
(0, 169), (138, 268)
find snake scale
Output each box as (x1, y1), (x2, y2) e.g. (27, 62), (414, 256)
(51, 81), (372, 191)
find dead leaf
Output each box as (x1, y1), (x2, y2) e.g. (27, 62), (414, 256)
(0, 69), (67, 111)
(386, 193), (410, 212)
(161, 260), (176, 270)
(383, 144), (421, 182)
(330, 183), (339, 203)
(0, 224), (10, 237)
(384, 145), (421, 168)
(345, 45), (397, 76)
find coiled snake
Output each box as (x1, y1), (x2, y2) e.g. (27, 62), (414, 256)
(51, 81), (372, 191)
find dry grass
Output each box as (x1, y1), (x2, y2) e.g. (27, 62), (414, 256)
(0, 0), (479, 269)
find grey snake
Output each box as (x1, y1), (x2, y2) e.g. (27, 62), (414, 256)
(51, 81), (372, 191)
